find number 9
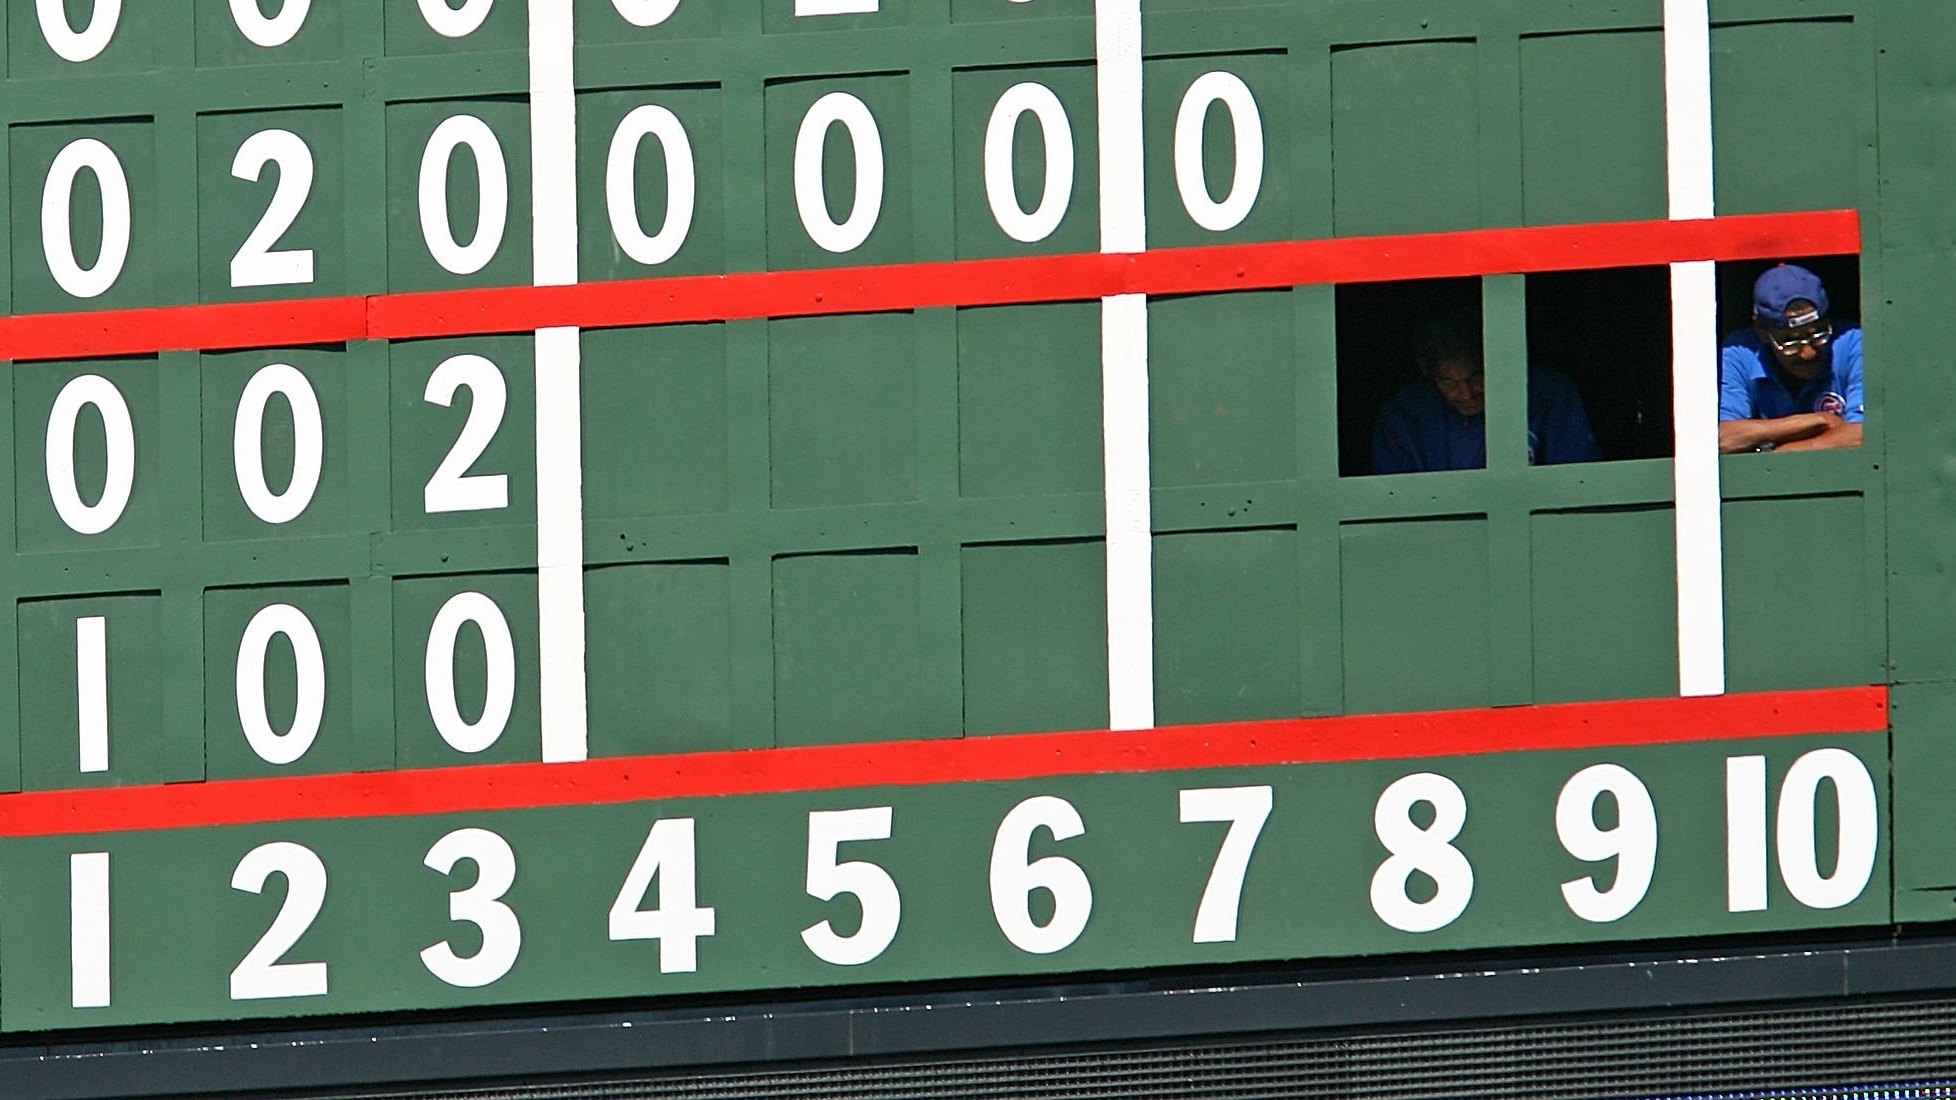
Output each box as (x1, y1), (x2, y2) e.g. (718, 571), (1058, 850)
(1556, 763), (1657, 923)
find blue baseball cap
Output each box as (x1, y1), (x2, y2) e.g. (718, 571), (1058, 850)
(1753, 264), (1830, 328)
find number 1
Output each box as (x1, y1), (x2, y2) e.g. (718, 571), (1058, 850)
(77, 616), (108, 773)
(71, 852), (111, 1009)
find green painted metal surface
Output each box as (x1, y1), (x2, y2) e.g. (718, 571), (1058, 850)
(0, 0), (1943, 1036)
(0, 735), (1890, 1032)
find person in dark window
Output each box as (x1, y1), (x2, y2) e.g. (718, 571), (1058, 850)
(1371, 324), (1602, 474)
(1718, 264), (1864, 453)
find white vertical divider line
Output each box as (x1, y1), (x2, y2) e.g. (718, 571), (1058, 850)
(1664, 0), (1726, 698)
(1096, 0), (1153, 731)
(530, 1), (589, 761)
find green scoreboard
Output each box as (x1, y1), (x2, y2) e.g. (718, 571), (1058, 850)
(0, 0), (1934, 1039)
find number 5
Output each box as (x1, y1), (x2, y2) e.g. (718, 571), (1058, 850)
(801, 807), (900, 966)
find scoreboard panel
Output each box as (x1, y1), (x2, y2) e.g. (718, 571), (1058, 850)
(0, 712), (1894, 1032)
(0, 0), (1918, 1036)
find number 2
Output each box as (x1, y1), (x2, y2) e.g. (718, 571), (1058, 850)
(423, 354), (509, 514)
(230, 841), (329, 1001)
(230, 130), (316, 288)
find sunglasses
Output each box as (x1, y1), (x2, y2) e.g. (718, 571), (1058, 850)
(1766, 320), (1833, 355)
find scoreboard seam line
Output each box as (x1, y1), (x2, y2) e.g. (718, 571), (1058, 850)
(0, 213), (1861, 363)
(0, 686), (1887, 838)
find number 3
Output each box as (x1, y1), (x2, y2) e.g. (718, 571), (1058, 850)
(421, 828), (521, 988)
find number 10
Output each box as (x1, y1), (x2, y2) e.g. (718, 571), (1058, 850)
(1726, 750), (1878, 912)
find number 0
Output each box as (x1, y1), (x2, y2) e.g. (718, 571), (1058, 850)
(606, 105), (695, 266)
(42, 138), (131, 299)
(425, 591), (516, 753)
(419, 116), (508, 276)
(983, 82), (1073, 244)
(419, 0), (492, 37)
(38, 0), (119, 63)
(611, 0), (682, 27)
(794, 93), (883, 254)
(229, 0), (310, 47)
(46, 374), (136, 536)
(1173, 71), (1264, 233)
(235, 603), (326, 765)
(233, 363), (323, 525)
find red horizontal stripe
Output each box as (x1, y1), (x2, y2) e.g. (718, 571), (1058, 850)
(0, 687), (1886, 839)
(0, 211), (1859, 362)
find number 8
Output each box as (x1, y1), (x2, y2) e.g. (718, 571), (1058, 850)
(1369, 772), (1473, 933)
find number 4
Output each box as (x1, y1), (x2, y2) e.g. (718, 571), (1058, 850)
(1178, 786), (1272, 943)
(609, 818), (717, 973)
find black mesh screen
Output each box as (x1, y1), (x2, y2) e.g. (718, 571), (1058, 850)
(253, 997), (1956, 1100)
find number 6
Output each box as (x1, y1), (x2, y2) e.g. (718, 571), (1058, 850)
(989, 796), (1092, 955)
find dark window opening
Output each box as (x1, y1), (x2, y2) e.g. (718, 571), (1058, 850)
(1335, 277), (1483, 477)
(1524, 265), (1674, 462)
(1333, 259), (1862, 477)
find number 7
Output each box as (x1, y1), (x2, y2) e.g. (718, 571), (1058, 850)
(1178, 786), (1273, 944)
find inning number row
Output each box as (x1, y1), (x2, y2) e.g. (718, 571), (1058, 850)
(60, 750), (1881, 1007)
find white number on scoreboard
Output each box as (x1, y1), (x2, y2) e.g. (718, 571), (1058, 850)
(421, 828), (523, 988)
(419, 116), (510, 276)
(610, 818), (718, 973)
(41, 139), (131, 299)
(229, 841), (330, 1001)
(230, 130), (318, 289)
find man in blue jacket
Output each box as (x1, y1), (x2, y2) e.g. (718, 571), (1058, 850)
(1718, 264), (1864, 453)
(1371, 324), (1601, 474)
